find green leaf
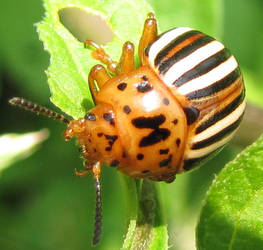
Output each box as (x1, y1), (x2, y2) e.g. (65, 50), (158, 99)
(197, 134), (263, 250)
(0, 1), (49, 102)
(0, 130), (49, 172)
(36, 0), (153, 118)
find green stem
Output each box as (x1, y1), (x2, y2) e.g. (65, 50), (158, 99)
(120, 175), (168, 250)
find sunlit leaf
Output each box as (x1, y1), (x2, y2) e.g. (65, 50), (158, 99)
(197, 134), (263, 250)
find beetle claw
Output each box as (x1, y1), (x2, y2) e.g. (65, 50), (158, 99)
(74, 168), (91, 177)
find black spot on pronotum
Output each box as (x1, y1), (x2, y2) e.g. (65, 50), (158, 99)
(103, 113), (115, 126)
(123, 105), (131, 114)
(142, 75), (148, 81)
(104, 135), (118, 150)
(105, 147), (111, 151)
(172, 119), (178, 125)
(176, 138), (181, 147)
(97, 133), (103, 137)
(117, 82), (127, 91)
(159, 149), (169, 154)
(136, 80), (152, 93)
(132, 115), (171, 147)
(132, 115), (166, 129)
(122, 152), (127, 158)
(139, 129), (171, 147)
(85, 112), (96, 121)
(137, 153), (144, 160)
(163, 98), (169, 105)
(159, 154), (172, 167)
(183, 106), (200, 125)
(142, 170), (151, 174)
(110, 159), (119, 167)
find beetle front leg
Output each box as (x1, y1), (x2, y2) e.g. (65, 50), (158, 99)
(85, 40), (135, 75)
(115, 41), (135, 74)
(138, 13), (158, 65)
(88, 64), (111, 103)
(85, 40), (118, 74)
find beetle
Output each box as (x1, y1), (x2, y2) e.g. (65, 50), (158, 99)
(9, 13), (245, 244)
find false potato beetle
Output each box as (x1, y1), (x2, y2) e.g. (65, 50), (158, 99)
(9, 13), (245, 244)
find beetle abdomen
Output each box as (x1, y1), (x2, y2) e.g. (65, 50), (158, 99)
(145, 27), (245, 171)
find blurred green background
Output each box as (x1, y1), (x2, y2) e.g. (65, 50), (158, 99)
(1, 0), (263, 250)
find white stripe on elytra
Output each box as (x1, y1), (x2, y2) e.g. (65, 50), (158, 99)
(177, 56), (238, 96)
(191, 99), (245, 144)
(147, 27), (193, 65)
(185, 128), (238, 159)
(162, 40), (225, 85)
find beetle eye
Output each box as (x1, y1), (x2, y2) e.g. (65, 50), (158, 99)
(85, 112), (97, 121)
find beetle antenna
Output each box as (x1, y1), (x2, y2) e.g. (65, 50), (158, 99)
(9, 97), (69, 124)
(93, 177), (102, 245)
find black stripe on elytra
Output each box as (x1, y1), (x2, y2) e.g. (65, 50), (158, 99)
(196, 90), (245, 134)
(186, 67), (241, 100)
(158, 35), (215, 75)
(132, 115), (166, 129)
(144, 28), (177, 57)
(139, 128), (171, 147)
(192, 115), (244, 150)
(173, 48), (231, 87)
(183, 106), (200, 125)
(154, 30), (202, 67)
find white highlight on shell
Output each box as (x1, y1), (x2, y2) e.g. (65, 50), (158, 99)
(141, 91), (161, 112)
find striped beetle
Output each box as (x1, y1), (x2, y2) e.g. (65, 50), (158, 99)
(9, 13), (245, 244)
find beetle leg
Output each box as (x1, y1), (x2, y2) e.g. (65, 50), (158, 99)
(115, 41), (135, 74)
(74, 163), (92, 177)
(85, 40), (118, 74)
(88, 64), (111, 103)
(74, 161), (101, 178)
(75, 168), (91, 177)
(138, 12), (158, 65)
